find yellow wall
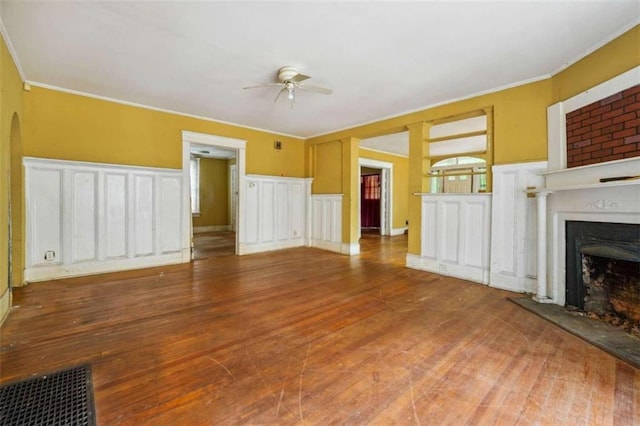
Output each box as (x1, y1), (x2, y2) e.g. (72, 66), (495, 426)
(0, 35), (24, 322)
(341, 137), (360, 244)
(359, 149), (409, 230)
(552, 25), (639, 103)
(23, 87), (306, 176)
(192, 158), (229, 228)
(310, 79), (553, 166)
(311, 141), (342, 193)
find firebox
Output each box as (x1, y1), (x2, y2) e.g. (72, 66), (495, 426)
(566, 221), (640, 319)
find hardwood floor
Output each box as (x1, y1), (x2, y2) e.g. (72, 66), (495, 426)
(192, 231), (236, 259)
(1, 234), (638, 425)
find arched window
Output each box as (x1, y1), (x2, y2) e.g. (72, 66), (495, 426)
(429, 156), (486, 193)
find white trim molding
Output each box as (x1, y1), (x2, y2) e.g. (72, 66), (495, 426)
(341, 242), (361, 256)
(182, 131), (246, 257)
(359, 157), (393, 236)
(390, 227), (408, 236)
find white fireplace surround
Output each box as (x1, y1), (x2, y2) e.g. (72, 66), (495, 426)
(531, 66), (640, 306)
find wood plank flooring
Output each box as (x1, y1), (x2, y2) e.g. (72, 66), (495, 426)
(192, 231), (235, 259)
(1, 234), (638, 425)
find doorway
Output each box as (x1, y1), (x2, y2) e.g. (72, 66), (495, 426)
(181, 131), (246, 259)
(190, 144), (236, 259)
(358, 158), (392, 237)
(361, 169), (381, 231)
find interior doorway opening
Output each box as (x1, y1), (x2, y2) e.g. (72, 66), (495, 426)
(182, 131), (246, 260)
(189, 143), (236, 259)
(360, 167), (382, 231)
(358, 158), (392, 238)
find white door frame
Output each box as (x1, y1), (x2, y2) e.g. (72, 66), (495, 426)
(358, 158), (393, 237)
(229, 164), (237, 232)
(182, 131), (246, 257)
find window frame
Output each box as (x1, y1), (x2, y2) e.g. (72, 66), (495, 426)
(190, 157), (201, 216)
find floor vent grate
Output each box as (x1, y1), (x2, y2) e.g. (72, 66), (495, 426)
(0, 364), (95, 426)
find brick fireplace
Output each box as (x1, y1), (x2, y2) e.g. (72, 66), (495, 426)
(566, 84), (640, 168)
(529, 66), (640, 307)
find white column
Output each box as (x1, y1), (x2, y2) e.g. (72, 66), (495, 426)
(533, 190), (553, 303)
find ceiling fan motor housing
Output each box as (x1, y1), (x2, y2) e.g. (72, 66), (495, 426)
(278, 67), (299, 82)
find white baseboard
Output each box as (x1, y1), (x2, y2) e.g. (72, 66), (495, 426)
(309, 240), (360, 256)
(239, 239), (305, 255)
(406, 253), (489, 285)
(341, 242), (360, 255)
(193, 225), (232, 233)
(390, 227), (408, 236)
(489, 273), (537, 294)
(0, 287), (11, 327)
(25, 252), (188, 282)
(309, 239), (343, 254)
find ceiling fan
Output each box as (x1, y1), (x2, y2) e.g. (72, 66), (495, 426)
(243, 67), (332, 109)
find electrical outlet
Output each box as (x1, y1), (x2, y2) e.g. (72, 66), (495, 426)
(438, 264), (447, 272)
(44, 250), (56, 261)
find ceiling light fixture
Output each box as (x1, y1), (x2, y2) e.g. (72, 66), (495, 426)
(243, 66), (332, 111)
(287, 84), (295, 110)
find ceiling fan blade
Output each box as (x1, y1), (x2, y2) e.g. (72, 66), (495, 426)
(243, 83), (283, 90)
(298, 84), (332, 95)
(290, 73), (310, 83)
(274, 87), (287, 103)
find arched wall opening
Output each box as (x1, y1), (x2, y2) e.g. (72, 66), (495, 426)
(9, 112), (24, 288)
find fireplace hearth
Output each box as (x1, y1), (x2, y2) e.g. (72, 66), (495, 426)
(566, 221), (640, 333)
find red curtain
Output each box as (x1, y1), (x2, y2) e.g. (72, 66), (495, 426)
(361, 174), (381, 228)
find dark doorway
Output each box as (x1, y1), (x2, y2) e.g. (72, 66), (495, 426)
(361, 171), (381, 230)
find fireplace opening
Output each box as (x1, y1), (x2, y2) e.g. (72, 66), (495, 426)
(566, 221), (640, 336)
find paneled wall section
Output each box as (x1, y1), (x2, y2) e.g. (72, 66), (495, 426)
(489, 162), (546, 293)
(25, 158), (186, 281)
(407, 194), (491, 284)
(310, 195), (343, 254)
(240, 175), (312, 254)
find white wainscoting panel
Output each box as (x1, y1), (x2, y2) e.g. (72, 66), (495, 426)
(70, 171), (98, 263)
(159, 175), (183, 253)
(133, 174), (154, 256)
(489, 162), (546, 293)
(310, 194), (343, 253)
(239, 175), (312, 254)
(105, 173), (127, 259)
(407, 194), (491, 284)
(25, 157), (186, 281)
(29, 168), (63, 268)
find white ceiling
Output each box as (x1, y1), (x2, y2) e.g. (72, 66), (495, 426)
(1, 1), (638, 143)
(191, 144), (236, 159)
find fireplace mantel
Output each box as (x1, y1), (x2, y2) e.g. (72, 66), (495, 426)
(530, 180), (640, 306)
(527, 177), (638, 194)
(529, 67), (640, 306)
